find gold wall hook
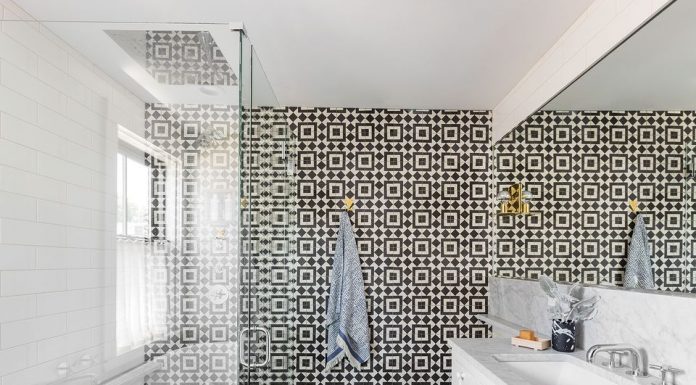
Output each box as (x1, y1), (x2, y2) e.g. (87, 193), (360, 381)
(344, 196), (355, 212)
(629, 199), (639, 213)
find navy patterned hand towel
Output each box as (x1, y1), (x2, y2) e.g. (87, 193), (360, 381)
(625, 213), (655, 289)
(326, 212), (370, 369)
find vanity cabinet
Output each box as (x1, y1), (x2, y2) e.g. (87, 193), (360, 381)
(451, 346), (496, 385)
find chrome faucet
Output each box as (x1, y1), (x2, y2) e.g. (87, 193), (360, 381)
(586, 344), (647, 377)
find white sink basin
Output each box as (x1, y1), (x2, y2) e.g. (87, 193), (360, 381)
(500, 359), (620, 385)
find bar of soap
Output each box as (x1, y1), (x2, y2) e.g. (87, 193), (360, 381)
(517, 330), (537, 341)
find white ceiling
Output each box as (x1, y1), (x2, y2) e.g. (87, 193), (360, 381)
(14, 0), (594, 110)
(545, 0), (692, 111)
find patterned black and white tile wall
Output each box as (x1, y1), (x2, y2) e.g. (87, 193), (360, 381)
(288, 107), (493, 385)
(144, 105), (493, 385)
(686, 141), (696, 294)
(493, 110), (694, 292)
(238, 107), (298, 385)
(143, 103), (242, 385)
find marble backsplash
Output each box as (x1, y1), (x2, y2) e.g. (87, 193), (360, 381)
(487, 276), (696, 385)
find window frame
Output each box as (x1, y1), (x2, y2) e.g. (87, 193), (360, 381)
(117, 141), (152, 240)
(117, 125), (181, 243)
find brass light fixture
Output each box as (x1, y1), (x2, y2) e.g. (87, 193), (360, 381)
(497, 183), (532, 215)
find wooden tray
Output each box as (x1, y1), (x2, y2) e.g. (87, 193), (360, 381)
(511, 336), (551, 351)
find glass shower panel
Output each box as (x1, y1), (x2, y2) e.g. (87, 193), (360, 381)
(239, 29), (254, 385)
(238, 41), (296, 384)
(112, 25), (245, 385)
(0, 19), (245, 384)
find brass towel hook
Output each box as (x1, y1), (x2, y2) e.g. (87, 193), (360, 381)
(344, 196), (355, 212)
(628, 199), (639, 213)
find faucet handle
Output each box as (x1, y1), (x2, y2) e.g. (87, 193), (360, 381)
(608, 352), (623, 369)
(649, 364), (683, 385)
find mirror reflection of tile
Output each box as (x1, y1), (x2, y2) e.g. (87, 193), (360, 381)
(494, 110), (693, 293)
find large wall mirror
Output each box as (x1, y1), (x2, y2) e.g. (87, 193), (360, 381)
(492, 0), (696, 294)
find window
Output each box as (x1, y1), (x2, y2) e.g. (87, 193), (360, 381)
(117, 143), (151, 239)
(115, 126), (177, 356)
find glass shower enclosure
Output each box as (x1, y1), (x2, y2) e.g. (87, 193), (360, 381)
(238, 30), (296, 385)
(0, 17), (291, 385)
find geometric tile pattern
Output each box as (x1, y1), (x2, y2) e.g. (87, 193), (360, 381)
(143, 103), (242, 384)
(682, 125), (696, 293)
(494, 110), (692, 292)
(238, 107), (297, 385)
(142, 104), (494, 385)
(146, 31), (238, 86)
(289, 107), (493, 385)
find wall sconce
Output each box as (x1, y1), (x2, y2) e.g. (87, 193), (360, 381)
(497, 183), (532, 215)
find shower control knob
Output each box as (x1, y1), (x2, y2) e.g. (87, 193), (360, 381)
(209, 284), (229, 304)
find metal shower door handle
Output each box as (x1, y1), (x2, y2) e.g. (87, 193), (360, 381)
(239, 326), (270, 368)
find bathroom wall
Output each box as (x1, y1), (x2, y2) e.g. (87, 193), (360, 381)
(686, 149), (696, 294)
(237, 107), (295, 383)
(494, 110), (692, 291)
(141, 105), (294, 385)
(0, 1), (145, 384)
(290, 107), (492, 384)
(142, 106), (494, 385)
(142, 102), (241, 385)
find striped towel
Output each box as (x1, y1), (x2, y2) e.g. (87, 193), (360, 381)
(326, 212), (370, 369)
(625, 213), (655, 289)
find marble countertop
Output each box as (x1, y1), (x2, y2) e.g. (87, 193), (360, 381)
(449, 338), (658, 385)
(487, 276), (695, 384)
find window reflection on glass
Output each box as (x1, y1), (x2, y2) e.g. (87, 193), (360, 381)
(117, 146), (150, 239)
(117, 153), (125, 235)
(116, 137), (162, 355)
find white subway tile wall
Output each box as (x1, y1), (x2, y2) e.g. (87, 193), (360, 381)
(0, 1), (145, 383)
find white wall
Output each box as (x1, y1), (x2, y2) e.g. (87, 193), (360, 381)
(0, 1), (145, 383)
